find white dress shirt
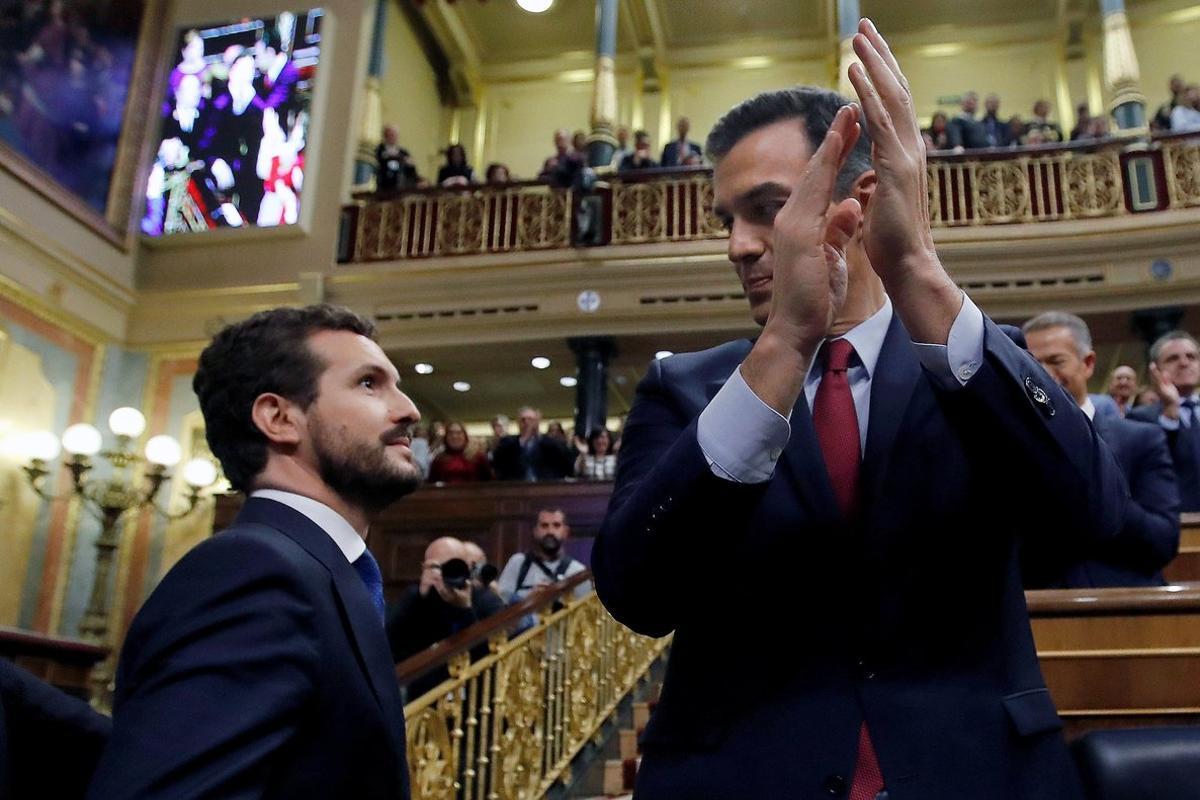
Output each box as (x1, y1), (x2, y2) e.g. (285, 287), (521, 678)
(1156, 391), (1200, 431)
(698, 292), (986, 483)
(250, 489), (365, 563)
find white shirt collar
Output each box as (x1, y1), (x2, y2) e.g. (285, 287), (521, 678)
(1081, 397), (1096, 420)
(806, 297), (893, 384)
(250, 489), (365, 563)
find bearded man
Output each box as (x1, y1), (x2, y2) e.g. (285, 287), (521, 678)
(88, 305), (419, 800)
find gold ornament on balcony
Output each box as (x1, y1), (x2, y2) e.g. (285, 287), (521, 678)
(10, 407), (218, 705)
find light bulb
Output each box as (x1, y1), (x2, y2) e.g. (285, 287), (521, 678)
(108, 407), (146, 438)
(23, 430), (62, 462)
(517, 0), (553, 12)
(560, 376), (578, 387)
(144, 435), (182, 467)
(531, 357), (551, 369)
(414, 363), (434, 375)
(61, 424), (103, 456)
(452, 381), (471, 392)
(183, 458), (218, 487)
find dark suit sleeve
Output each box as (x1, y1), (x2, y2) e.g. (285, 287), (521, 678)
(940, 318), (1128, 556)
(593, 358), (769, 637)
(1, 660), (110, 799)
(946, 118), (965, 149)
(1106, 424), (1181, 573)
(491, 436), (520, 480)
(87, 532), (321, 800)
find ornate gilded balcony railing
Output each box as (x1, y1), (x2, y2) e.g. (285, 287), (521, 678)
(337, 131), (1200, 263)
(398, 571), (669, 800)
(344, 180), (574, 262)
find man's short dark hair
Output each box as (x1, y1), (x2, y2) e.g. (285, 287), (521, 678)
(705, 86), (873, 198)
(193, 304), (377, 492)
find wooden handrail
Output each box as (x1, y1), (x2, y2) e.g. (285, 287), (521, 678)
(1026, 583), (1200, 616)
(393, 569), (592, 684)
(0, 625), (108, 662)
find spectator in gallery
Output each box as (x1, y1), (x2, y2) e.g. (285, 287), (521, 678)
(492, 406), (574, 481)
(486, 414), (509, 460)
(539, 127), (583, 186)
(1170, 85), (1200, 132)
(437, 143), (476, 187)
(1006, 115), (1026, 148)
(619, 129), (658, 171)
(680, 150), (703, 166)
(572, 129), (588, 154)
(924, 111), (950, 151)
(660, 115), (703, 167)
(375, 124), (419, 192)
(575, 427), (617, 481)
(428, 422), (492, 484)
(1024, 99), (1063, 143)
(1108, 365), (1139, 416)
(947, 90), (989, 151)
(1087, 115), (1110, 139)
(485, 162), (511, 184)
(1153, 74), (1186, 131)
(545, 420), (568, 444)
(610, 124), (632, 168)
(1023, 312), (1179, 588)
(495, 508), (590, 604)
(408, 424), (433, 478)
(1070, 104), (1093, 141)
(981, 93), (1009, 147)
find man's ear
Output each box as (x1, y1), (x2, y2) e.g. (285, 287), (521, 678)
(850, 170), (877, 212)
(250, 393), (304, 446)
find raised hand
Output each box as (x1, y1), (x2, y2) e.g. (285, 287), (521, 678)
(847, 18), (962, 344)
(762, 104), (863, 356)
(1148, 362), (1182, 419)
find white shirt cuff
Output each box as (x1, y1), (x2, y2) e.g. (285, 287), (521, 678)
(1159, 414), (1181, 431)
(697, 366), (791, 483)
(910, 291), (985, 389)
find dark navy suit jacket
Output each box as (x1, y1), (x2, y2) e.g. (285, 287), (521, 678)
(0, 660), (110, 799)
(1129, 402), (1200, 512)
(1026, 414), (1178, 588)
(660, 139), (703, 167)
(87, 498), (410, 800)
(593, 314), (1127, 800)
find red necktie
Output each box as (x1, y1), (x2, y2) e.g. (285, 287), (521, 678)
(811, 338), (885, 800)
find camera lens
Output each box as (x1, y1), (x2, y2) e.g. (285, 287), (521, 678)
(440, 558), (470, 590)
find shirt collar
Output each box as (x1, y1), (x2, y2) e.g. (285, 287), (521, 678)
(1081, 397), (1096, 420)
(250, 489), (366, 563)
(806, 297), (893, 385)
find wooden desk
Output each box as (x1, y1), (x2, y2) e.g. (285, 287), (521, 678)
(0, 626), (107, 700)
(1163, 513), (1200, 583)
(1027, 584), (1200, 737)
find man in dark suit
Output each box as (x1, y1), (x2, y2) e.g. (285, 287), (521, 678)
(1130, 330), (1200, 511)
(87, 305), (419, 800)
(491, 406), (574, 480)
(593, 21), (1126, 800)
(660, 116), (703, 167)
(1024, 312), (1179, 587)
(1, 660), (110, 799)
(947, 90), (990, 150)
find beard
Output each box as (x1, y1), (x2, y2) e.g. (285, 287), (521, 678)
(538, 534), (562, 558)
(309, 412), (422, 515)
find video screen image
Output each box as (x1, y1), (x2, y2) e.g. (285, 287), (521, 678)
(142, 9), (322, 236)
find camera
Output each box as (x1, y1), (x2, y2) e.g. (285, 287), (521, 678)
(439, 558), (471, 591)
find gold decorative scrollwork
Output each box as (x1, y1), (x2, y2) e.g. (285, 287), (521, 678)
(436, 194), (487, 255)
(1064, 153), (1123, 217)
(517, 190), (572, 250)
(1164, 140), (1200, 208)
(407, 699), (459, 800)
(974, 161), (1030, 223)
(611, 182), (666, 244)
(402, 590), (670, 800)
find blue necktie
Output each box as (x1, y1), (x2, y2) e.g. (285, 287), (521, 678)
(352, 549), (386, 624)
(1182, 398), (1197, 428)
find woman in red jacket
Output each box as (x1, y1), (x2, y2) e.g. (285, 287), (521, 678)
(428, 421), (492, 483)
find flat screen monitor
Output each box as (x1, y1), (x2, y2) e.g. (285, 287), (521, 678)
(142, 9), (323, 236)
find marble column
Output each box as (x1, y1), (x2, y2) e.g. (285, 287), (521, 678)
(586, 0), (619, 168)
(354, 0), (388, 186)
(1098, 0), (1147, 131)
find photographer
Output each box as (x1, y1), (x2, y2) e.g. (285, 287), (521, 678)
(385, 537), (504, 675)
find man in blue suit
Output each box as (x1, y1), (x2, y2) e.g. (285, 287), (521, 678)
(88, 305), (419, 799)
(1024, 312), (1179, 587)
(593, 21), (1126, 800)
(660, 116), (703, 167)
(1130, 330), (1200, 511)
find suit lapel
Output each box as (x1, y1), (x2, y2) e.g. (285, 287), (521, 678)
(233, 499), (407, 745)
(861, 314), (923, 508)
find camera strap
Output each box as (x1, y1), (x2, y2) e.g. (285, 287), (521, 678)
(515, 553), (576, 592)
